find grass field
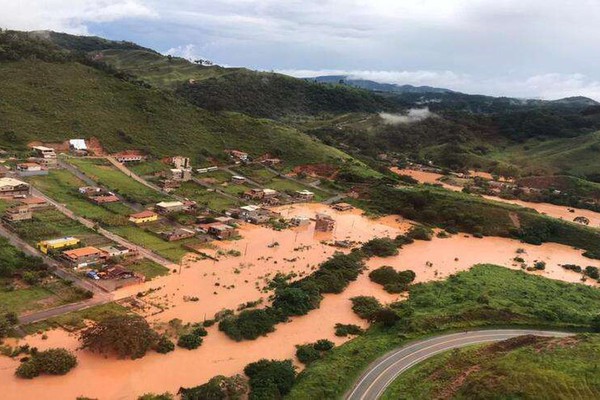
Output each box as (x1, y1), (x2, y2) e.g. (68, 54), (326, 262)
(12, 209), (109, 247)
(125, 259), (170, 281)
(287, 264), (600, 399)
(126, 160), (170, 176)
(198, 169), (234, 183)
(67, 158), (168, 204)
(381, 334), (600, 399)
(22, 302), (130, 334)
(175, 181), (241, 212)
(0, 279), (91, 315)
(29, 170), (131, 226)
(110, 225), (194, 262)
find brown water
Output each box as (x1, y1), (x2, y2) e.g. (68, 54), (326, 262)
(391, 168), (600, 226)
(2, 204), (599, 400)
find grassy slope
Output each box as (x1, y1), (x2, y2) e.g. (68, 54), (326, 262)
(494, 131), (600, 179)
(98, 49), (239, 88)
(287, 265), (600, 399)
(0, 59), (353, 168)
(381, 334), (600, 400)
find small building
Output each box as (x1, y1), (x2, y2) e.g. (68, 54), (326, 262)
(129, 210), (159, 224)
(62, 246), (104, 267)
(3, 205), (32, 222)
(99, 245), (132, 258)
(214, 216), (235, 225)
(295, 190), (315, 201)
(263, 188), (278, 198)
(69, 139), (88, 155)
(290, 216), (310, 227)
(332, 202), (354, 212)
(208, 223), (237, 240)
(0, 178), (30, 198)
(155, 201), (185, 214)
(261, 158), (281, 166)
(315, 213), (335, 232)
(20, 197), (48, 209)
(231, 175), (246, 184)
(160, 179), (182, 191)
(32, 146), (57, 159)
(161, 228), (196, 242)
(14, 163), (39, 173)
(171, 156), (191, 169)
(243, 188), (278, 201)
(90, 194), (120, 204)
(38, 236), (81, 254)
(169, 168), (192, 182)
(225, 149), (249, 162)
(114, 151), (146, 163)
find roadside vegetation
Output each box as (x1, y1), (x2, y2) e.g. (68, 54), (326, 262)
(381, 334), (600, 399)
(287, 264), (600, 399)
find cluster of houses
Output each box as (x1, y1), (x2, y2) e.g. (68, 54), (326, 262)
(36, 236), (142, 284)
(158, 156), (194, 191)
(0, 178), (50, 223)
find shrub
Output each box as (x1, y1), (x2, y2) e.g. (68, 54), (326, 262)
(137, 393), (173, 400)
(192, 326), (208, 337)
(361, 237), (399, 258)
(272, 287), (314, 316)
(369, 267), (416, 293)
(177, 334), (203, 350)
(592, 314), (600, 333)
(585, 266), (600, 280)
(350, 296), (383, 320)
(562, 264), (582, 273)
(79, 315), (159, 359)
(154, 336), (175, 354)
(334, 323), (364, 337)
(15, 348), (77, 379)
(372, 308), (401, 327)
(218, 309), (280, 341)
(406, 225), (433, 241)
(534, 261), (546, 270)
(179, 374), (248, 400)
(244, 359), (296, 400)
(313, 339), (334, 352)
(295, 344), (321, 365)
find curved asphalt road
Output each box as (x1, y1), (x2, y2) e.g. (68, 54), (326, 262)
(346, 329), (573, 400)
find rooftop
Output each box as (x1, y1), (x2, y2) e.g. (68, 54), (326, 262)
(156, 201), (184, 208)
(63, 246), (102, 258)
(0, 177), (29, 187)
(41, 236), (79, 246)
(130, 210), (158, 219)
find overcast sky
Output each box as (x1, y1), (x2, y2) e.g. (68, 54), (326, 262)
(1, 0), (600, 100)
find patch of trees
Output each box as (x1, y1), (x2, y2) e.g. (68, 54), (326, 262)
(406, 225), (434, 241)
(244, 359), (296, 400)
(0, 237), (47, 279)
(295, 339), (335, 365)
(15, 348), (77, 379)
(175, 71), (397, 119)
(0, 312), (18, 339)
(334, 323), (364, 337)
(219, 252), (364, 341)
(79, 315), (159, 359)
(369, 266), (416, 293)
(154, 336), (175, 354)
(350, 296), (383, 320)
(179, 374), (248, 400)
(360, 237), (399, 257)
(177, 326), (207, 350)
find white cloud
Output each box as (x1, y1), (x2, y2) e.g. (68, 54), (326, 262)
(0, 0), (157, 34)
(380, 108), (436, 125)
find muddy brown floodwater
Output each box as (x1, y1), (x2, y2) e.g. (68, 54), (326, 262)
(2, 203), (599, 400)
(391, 167), (600, 227)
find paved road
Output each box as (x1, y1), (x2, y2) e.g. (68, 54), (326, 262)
(346, 329), (573, 400)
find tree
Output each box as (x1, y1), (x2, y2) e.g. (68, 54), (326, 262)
(592, 314), (600, 333)
(154, 336), (175, 354)
(272, 287), (313, 316)
(244, 359), (296, 400)
(574, 216), (590, 225)
(372, 308), (400, 327)
(15, 348), (77, 379)
(350, 296), (383, 320)
(177, 333), (203, 350)
(79, 315), (159, 359)
(179, 374), (248, 400)
(361, 237), (399, 258)
(295, 344), (321, 365)
(138, 393), (173, 400)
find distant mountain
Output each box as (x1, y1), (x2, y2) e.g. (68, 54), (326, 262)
(305, 75), (453, 94)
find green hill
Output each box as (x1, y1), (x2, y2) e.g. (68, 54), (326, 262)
(0, 30), (356, 169)
(382, 334), (600, 400)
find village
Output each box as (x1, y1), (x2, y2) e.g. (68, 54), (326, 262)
(0, 139), (355, 297)
(4, 139), (600, 400)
